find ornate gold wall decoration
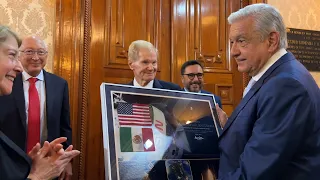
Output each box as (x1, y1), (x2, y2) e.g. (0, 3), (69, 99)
(0, 0), (55, 72)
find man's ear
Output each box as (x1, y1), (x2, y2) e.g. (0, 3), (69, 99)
(180, 75), (184, 82)
(268, 31), (280, 52)
(128, 59), (134, 70)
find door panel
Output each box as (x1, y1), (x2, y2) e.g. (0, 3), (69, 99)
(172, 0), (243, 115)
(54, 0), (247, 179)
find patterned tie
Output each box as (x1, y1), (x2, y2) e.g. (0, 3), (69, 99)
(243, 78), (257, 98)
(27, 77), (40, 153)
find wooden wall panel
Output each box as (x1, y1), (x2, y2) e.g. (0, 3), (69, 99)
(54, 0), (250, 179)
(86, 0), (172, 179)
(172, 0), (243, 115)
(54, 0), (83, 179)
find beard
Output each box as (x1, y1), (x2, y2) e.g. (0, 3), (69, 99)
(187, 81), (202, 92)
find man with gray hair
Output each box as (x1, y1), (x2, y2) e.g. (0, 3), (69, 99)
(217, 3), (320, 179)
(127, 40), (180, 90)
(0, 36), (73, 179)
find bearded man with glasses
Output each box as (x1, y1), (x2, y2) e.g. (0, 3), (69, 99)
(180, 60), (222, 108)
(0, 36), (73, 180)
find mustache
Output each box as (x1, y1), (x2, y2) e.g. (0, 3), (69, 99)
(189, 81), (201, 85)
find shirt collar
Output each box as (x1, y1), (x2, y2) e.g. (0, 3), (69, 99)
(252, 48), (287, 82)
(133, 78), (154, 88)
(22, 70), (44, 81)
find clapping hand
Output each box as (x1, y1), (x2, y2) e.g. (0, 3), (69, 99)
(27, 137), (80, 180)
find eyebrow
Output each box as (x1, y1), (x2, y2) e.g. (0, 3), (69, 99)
(7, 49), (19, 54)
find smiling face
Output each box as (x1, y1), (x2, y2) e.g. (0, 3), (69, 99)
(128, 48), (157, 86)
(181, 64), (204, 92)
(19, 37), (47, 77)
(0, 34), (23, 95)
(229, 17), (272, 76)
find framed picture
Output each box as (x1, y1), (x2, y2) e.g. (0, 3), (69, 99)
(100, 83), (222, 180)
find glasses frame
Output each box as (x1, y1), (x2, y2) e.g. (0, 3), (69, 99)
(20, 49), (48, 56)
(182, 73), (204, 80)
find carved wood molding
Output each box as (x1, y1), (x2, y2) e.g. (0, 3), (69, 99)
(215, 84), (234, 104)
(104, 0), (160, 70)
(78, 0), (91, 179)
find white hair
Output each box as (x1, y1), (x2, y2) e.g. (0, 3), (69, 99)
(128, 40), (158, 61)
(228, 3), (287, 49)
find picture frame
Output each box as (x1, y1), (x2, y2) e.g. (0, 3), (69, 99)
(100, 83), (222, 180)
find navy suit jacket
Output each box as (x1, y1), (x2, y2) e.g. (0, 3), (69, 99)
(0, 131), (31, 180)
(0, 70), (72, 151)
(183, 89), (223, 108)
(219, 52), (320, 179)
(127, 79), (181, 91)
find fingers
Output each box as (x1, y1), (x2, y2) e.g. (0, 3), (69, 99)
(59, 171), (66, 180)
(59, 150), (80, 162)
(53, 144), (64, 152)
(49, 137), (67, 156)
(28, 143), (41, 159)
(52, 144), (64, 156)
(38, 141), (51, 159)
(215, 103), (222, 112)
(215, 103), (227, 128)
(65, 174), (71, 180)
(65, 145), (73, 152)
(49, 137), (67, 147)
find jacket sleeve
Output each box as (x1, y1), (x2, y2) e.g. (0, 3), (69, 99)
(60, 80), (72, 149)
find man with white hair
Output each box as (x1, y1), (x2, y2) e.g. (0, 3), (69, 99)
(0, 36), (73, 179)
(127, 40), (180, 90)
(217, 3), (320, 179)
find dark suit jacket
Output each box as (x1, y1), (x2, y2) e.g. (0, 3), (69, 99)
(219, 52), (320, 179)
(0, 131), (31, 180)
(183, 89), (223, 108)
(127, 79), (181, 90)
(0, 70), (72, 151)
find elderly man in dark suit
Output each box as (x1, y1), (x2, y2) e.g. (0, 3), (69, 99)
(0, 36), (73, 179)
(127, 40), (181, 90)
(217, 4), (320, 180)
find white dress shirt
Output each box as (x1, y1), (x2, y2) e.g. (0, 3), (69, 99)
(243, 48), (287, 97)
(22, 70), (46, 142)
(252, 48), (287, 82)
(133, 78), (154, 88)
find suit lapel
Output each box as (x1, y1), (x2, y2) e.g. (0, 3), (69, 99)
(219, 52), (295, 138)
(220, 80), (263, 135)
(153, 79), (163, 89)
(43, 71), (54, 130)
(0, 131), (31, 164)
(13, 74), (27, 130)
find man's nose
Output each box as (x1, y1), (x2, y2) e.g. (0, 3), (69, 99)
(230, 43), (240, 58)
(31, 52), (40, 59)
(192, 75), (199, 81)
(147, 63), (154, 70)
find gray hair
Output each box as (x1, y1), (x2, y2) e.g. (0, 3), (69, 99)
(228, 3), (287, 49)
(0, 25), (21, 47)
(128, 40), (158, 61)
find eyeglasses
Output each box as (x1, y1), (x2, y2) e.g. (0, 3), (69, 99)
(20, 49), (48, 56)
(183, 73), (204, 80)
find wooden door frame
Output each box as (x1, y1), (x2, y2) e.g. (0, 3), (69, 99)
(54, 0), (90, 179)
